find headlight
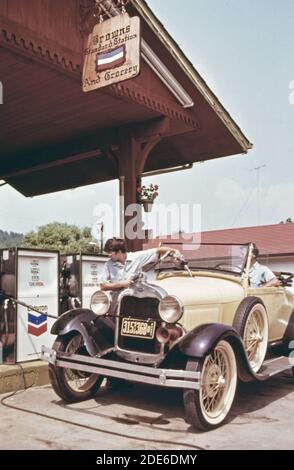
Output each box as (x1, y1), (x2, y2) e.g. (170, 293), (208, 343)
(90, 290), (110, 316)
(158, 295), (183, 323)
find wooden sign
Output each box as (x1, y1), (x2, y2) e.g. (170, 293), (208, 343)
(83, 14), (140, 92)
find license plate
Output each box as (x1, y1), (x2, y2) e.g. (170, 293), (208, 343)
(121, 318), (156, 339)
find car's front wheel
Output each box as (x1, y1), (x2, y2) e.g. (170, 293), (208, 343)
(49, 332), (103, 403)
(183, 339), (237, 431)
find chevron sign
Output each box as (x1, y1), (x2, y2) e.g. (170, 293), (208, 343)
(27, 307), (48, 337)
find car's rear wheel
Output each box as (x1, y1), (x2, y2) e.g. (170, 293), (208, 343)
(233, 297), (268, 373)
(183, 339), (237, 431)
(49, 332), (103, 403)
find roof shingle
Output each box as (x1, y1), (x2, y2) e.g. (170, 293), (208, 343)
(146, 224), (294, 256)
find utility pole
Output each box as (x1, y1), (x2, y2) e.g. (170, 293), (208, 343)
(90, 222), (104, 253)
(100, 221), (104, 254)
(250, 165), (266, 225)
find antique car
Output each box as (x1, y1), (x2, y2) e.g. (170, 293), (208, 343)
(42, 243), (294, 431)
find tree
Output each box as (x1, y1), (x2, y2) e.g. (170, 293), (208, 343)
(0, 229), (23, 248)
(279, 218), (293, 224)
(23, 222), (101, 254)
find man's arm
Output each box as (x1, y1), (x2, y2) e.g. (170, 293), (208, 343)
(100, 247), (181, 291)
(131, 246), (182, 270)
(263, 278), (282, 287)
(262, 266), (282, 287)
(156, 246), (181, 258)
(100, 279), (133, 292)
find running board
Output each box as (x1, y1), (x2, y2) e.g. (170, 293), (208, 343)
(257, 356), (293, 380)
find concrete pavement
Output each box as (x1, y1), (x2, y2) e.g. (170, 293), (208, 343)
(0, 370), (294, 450)
(0, 361), (49, 394)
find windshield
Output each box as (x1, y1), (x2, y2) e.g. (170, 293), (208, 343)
(158, 243), (250, 275)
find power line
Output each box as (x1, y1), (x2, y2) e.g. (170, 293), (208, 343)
(231, 189), (255, 227)
(249, 165), (266, 225)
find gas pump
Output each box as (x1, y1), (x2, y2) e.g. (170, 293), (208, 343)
(59, 254), (108, 313)
(0, 248), (59, 363)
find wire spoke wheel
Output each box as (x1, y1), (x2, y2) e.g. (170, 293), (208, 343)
(243, 305), (268, 372)
(233, 298), (268, 373)
(62, 334), (100, 394)
(200, 341), (236, 423)
(49, 332), (103, 402)
(184, 340), (237, 431)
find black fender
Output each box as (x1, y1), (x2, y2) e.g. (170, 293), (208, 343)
(177, 323), (257, 382)
(51, 309), (115, 357)
(283, 309), (294, 353)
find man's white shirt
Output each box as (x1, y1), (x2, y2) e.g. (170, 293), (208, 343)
(101, 249), (157, 284)
(249, 261), (276, 287)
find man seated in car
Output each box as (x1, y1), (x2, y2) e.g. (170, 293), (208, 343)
(100, 237), (181, 292)
(249, 244), (281, 288)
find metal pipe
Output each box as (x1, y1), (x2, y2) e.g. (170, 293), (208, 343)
(1, 295), (57, 320)
(141, 40), (194, 109)
(143, 163), (193, 177)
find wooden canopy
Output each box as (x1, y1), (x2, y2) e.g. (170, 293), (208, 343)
(0, 0), (252, 249)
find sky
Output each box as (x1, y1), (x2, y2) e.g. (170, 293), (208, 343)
(1, 0), (294, 240)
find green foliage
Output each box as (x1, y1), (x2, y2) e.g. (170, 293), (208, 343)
(23, 222), (101, 254)
(279, 218), (293, 224)
(0, 229), (24, 248)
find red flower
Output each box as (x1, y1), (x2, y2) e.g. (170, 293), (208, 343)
(137, 183), (159, 201)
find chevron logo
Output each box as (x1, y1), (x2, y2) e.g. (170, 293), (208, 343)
(27, 309), (47, 337)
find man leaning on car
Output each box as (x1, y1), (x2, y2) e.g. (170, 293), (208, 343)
(100, 237), (181, 292)
(249, 244), (281, 287)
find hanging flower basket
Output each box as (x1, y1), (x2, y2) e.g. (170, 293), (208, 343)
(137, 184), (159, 212)
(141, 199), (153, 212)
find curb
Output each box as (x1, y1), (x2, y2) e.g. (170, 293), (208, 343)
(0, 361), (49, 395)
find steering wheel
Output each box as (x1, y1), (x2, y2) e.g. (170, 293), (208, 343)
(276, 272), (294, 287)
(214, 263), (242, 273)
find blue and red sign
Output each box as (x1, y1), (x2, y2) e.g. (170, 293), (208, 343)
(27, 310), (47, 337)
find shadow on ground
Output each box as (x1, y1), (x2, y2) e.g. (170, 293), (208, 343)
(53, 370), (294, 434)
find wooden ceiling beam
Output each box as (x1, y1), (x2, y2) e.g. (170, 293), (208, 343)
(133, 116), (197, 144)
(0, 127), (116, 179)
(1, 148), (104, 179)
